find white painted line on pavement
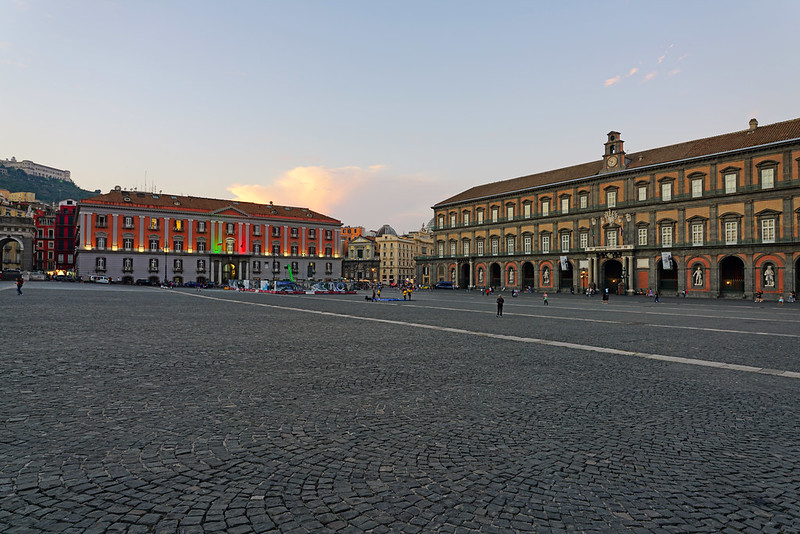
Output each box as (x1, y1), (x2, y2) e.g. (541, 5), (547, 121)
(177, 292), (800, 380)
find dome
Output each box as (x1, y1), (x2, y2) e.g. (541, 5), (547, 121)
(375, 224), (397, 237)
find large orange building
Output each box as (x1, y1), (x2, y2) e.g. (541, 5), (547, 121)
(422, 117), (800, 299)
(77, 189), (342, 285)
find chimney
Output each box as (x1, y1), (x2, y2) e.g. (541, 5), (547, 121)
(749, 118), (758, 131)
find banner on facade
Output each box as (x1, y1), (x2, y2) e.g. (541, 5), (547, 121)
(661, 252), (673, 270)
(560, 256), (569, 271)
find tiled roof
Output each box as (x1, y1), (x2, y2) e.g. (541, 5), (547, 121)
(435, 117), (800, 207)
(80, 190), (341, 225)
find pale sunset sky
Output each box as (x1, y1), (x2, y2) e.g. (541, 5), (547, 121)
(2, 1), (799, 233)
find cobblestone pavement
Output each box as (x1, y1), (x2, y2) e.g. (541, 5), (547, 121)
(2, 283), (800, 533)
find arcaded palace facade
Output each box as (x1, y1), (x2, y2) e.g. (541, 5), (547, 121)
(421, 117), (800, 299)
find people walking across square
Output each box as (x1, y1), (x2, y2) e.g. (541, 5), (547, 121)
(543, 292), (548, 305)
(496, 294), (504, 317)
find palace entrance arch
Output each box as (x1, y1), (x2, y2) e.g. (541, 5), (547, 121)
(602, 259), (623, 294)
(719, 256), (745, 296)
(658, 260), (678, 293)
(489, 263), (502, 288)
(521, 262), (535, 289)
(459, 263), (470, 288)
(559, 261), (574, 292)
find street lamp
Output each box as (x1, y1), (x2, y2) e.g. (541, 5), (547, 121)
(164, 247), (168, 286)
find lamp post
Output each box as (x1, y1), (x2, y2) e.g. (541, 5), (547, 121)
(164, 247), (168, 286)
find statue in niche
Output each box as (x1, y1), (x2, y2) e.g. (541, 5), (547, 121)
(542, 266), (550, 285)
(692, 265), (703, 286)
(764, 265), (775, 287)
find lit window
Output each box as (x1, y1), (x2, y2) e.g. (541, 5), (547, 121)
(149, 218), (159, 230)
(692, 179), (703, 198)
(692, 224), (703, 246)
(174, 220), (183, 231)
(661, 226), (672, 247)
(661, 183), (672, 201)
(761, 168), (774, 189)
(725, 174), (736, 194)
(761, 219), (775, 243)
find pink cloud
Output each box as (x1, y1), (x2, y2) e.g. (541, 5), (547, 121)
(643, 72), (657, 83)
(604, 75), (621, 87)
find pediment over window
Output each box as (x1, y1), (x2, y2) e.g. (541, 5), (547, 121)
(211, 206), (250, 217)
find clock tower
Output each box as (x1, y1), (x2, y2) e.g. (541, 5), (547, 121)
(603, 131), (626, 172)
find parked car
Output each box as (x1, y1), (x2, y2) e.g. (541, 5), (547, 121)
(1, 269), (21, 281)
(434, 281), (455, 289)
(89, 275), (111, 284)
(27, 271), (47, 281)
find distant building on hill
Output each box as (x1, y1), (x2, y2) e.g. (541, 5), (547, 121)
(1, 157), (72, 183)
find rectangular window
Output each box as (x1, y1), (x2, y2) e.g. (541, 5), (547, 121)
(309, 228), (315, 239)
(761, 219), (775, 243)
(491, 239), (499, 255)
(561, 198), (569, 214)
(606, 229), (618, 247)
(226, 223), (235, 235)
(463, 241), (470, 256)
(523, 204), (531, 218)
(506, 237), (514, 255)
(725, 173), (737, 194)
(580, 195), (588, 209)
(122, 237), (133, 251)
(123, 216), (134, 229)
(477, 240), (484, 256)
(761, 168), (774, 189)
(561, 234), (569, 252)
(692, 223), (703, 246)
(149, 258), (159, 272)
(123, 258), (133, 272)
(96, 236), (107, 250)
(272, 243), (281, 255)
(463, 212), (470, 226)
(253, 260), (261, 273)
(450, 242), (457, 256)
(450, 214), (457, 227)
(173, 240), (183, 252)
(580, 232), (588, 249)
(661, 226), (673, 247)
(692, 179), (703, 198)
(477, 211), (484, 224)
(325, 246), (332, 256)
(197, 259), (206, 272)
(173, 259), (183, 272)
(661, 183), (672, 201)
(254, 243), (263, 254)
(149, 238), (160, 251)
(325, 230), (333, 240)
(541, 201), (549, 217)
(291, 245), (298, 255)
(541, 235), (550, 253)
(149, 218), (159, 230)
(507, 206), (514, 220)
(197, 241), (206, 252)
(607, 191), (616, 208)
(96, 215), (107, 228)
(637, 186), (647, 201)
(197, 221), (206, 233)
(325, 262), (333, 275)
(438, 215), (444, 228)
(524, 236), (532, 254)
(272, 226), (281, 237)
(725, 221), (738, 245)
(96, 257), (106, 271)
(491, 208), (498, 223)
(253, 225), (262, 236)
(174, 220), (183, 232)
(438, 242), (444, 256)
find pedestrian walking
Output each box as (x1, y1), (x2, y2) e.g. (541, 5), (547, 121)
(496, 294), (504, 317)
(654, 290), (659, 303)
(16, 275), (24, 296)
(602, 288), (609, 304)
(543, 292), (548, 305)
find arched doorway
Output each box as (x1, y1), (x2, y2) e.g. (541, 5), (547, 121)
(459, 263), (470, 288)
(719, 256), (745, 295)
(522, 262), (535, 289)
(658, 260), (678, 293)
(602, 259), (623, 294)
(559, 261), (574, 292)
(489, 263), (501, 288)
(223, 262), (237, 282)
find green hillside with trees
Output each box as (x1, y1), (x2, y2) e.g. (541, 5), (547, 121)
(0, 164), (98, 204)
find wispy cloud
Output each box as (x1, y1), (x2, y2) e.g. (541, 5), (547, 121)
(667, 69), (680, 77)
(604, 75), (621, 87)
(643, 72), (657, 83)
(625, 68), (639, 78)
(0, 59), (27, 68)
